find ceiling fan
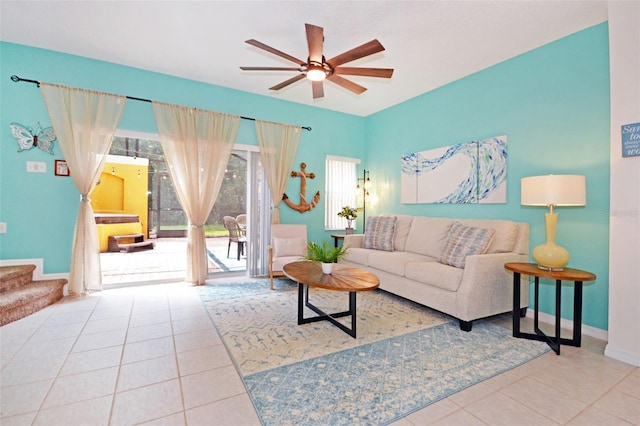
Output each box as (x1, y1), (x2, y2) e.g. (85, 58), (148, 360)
(240, 23), (394, 99)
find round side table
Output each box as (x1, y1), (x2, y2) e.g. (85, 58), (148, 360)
(504, 262), (596, 355)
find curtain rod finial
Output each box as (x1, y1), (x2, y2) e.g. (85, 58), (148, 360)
(10, 75), (41, 87)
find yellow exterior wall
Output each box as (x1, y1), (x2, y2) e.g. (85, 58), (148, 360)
(90, 156), (150, 252)
(92, 173), (125, 212)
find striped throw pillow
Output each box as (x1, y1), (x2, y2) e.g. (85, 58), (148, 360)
(363, 216), (397, 251)
(439, 222), (495, 268)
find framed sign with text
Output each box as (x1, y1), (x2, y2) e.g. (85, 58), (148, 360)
(622, 122), (640, 157)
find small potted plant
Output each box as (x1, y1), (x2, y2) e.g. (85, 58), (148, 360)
(304, 241), (347, 274)
(337, 206), (358, 234)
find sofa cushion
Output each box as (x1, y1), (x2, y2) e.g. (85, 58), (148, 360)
(363, 216), (397, 251)
(405, 261), (464, 292)
(341, 247), (372, 265)
(459, 219), (519, 253)
(367, 251), (436, 276)
(404, 217), (453, 258)
(382, 213), (414, 251)
(273, 237), (306, 258)
(439, 222), (495, 268)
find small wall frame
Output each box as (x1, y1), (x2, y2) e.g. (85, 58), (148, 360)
(55, 160), (69, 176)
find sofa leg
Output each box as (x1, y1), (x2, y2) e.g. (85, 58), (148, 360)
(459, 320), (473, 332)
(520, 307), (528, 318)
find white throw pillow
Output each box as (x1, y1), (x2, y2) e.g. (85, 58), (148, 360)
(273, 238), (306, 258)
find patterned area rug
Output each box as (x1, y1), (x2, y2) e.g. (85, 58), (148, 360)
(197, 278), (450, 375)
(197, 279), (549, 425)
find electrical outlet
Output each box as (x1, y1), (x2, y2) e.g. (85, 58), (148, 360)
(26, 161), (47, 173)
(0, 223), (6, 233)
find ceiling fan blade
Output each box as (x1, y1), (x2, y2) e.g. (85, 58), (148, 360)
(305, 23), (324, 63)
(240, 66), (303, 71)
(245, 39), (305, 65)
(327, 74), (367, 95)
(269, 74), (306, 91)
(334, 67), (394, 78)
(327, 39), (385, 67)
(312, 80), (324, 99)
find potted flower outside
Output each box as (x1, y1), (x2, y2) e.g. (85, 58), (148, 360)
(304, 241), (347, 274)
(337, 206), (358, 234)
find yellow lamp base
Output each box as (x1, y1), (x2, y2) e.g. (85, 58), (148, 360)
(532, 243), (569, 271)
(533, 211), (570, 271)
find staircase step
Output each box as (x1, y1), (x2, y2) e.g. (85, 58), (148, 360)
(0, 279), (66, 326)
(0, 265), (36, 293)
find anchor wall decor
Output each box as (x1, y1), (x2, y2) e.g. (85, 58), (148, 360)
(283, 162), (321, 213)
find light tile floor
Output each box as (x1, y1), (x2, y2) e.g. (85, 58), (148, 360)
(1, 279), (638, 426)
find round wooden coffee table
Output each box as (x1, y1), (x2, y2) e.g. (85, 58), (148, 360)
(283, 261), (379, 338)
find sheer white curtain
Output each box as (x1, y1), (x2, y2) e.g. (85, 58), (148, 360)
(40, 83), (126, 295)
(255, 120), (302, 224)
(152, 102), (240, 285)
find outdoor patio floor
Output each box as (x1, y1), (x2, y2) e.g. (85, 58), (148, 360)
(100, 237), (246, 286)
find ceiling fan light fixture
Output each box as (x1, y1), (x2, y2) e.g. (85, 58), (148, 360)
(242, 24), (393, 98)
(306, 65), (327, 81)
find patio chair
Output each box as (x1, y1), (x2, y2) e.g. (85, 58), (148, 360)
(223, 216), (247, 261)
(269, 224), (307, 290)
(236, 214), (247, 236)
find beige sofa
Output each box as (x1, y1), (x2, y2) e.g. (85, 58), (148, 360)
(340, 214), (530, 331)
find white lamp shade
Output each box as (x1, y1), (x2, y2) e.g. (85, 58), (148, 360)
(521, 175), (586, 206)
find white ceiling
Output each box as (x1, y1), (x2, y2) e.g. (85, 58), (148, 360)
(1, 1), (608, 117)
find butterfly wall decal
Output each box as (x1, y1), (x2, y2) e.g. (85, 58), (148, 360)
(10, 122), (57, 155)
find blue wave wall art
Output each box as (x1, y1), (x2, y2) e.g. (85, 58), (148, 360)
(401, 135), (507, 204)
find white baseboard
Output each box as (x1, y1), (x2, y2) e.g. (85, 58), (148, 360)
(604, 344), (640, 367)
(524, 305), (640, 367)
(0, 258), (45, 279)
(0, 258), (70, 295)
(525, 309), (609, 341)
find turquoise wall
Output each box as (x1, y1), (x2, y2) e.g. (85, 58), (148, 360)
(364, 23), (610, 330)
(0, 42), (365, 273)
(0, 22), (611, 330)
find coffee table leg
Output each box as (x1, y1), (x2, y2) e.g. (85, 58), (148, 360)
(297, 283), (304, 325)
(350, 291), (356, 337)
(297, 286), (358, 338)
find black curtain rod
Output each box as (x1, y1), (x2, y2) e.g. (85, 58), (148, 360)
(10, 75), (312, 131)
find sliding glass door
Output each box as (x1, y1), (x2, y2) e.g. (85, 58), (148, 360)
(100, 133), (270, 285)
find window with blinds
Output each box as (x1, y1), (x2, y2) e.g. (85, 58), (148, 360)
(325, 156), (360, 230)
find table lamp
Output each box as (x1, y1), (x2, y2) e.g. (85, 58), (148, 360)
(521, 175), (586, 270)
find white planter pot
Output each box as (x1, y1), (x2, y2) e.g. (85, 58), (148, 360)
(321, 262), (333, 274)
